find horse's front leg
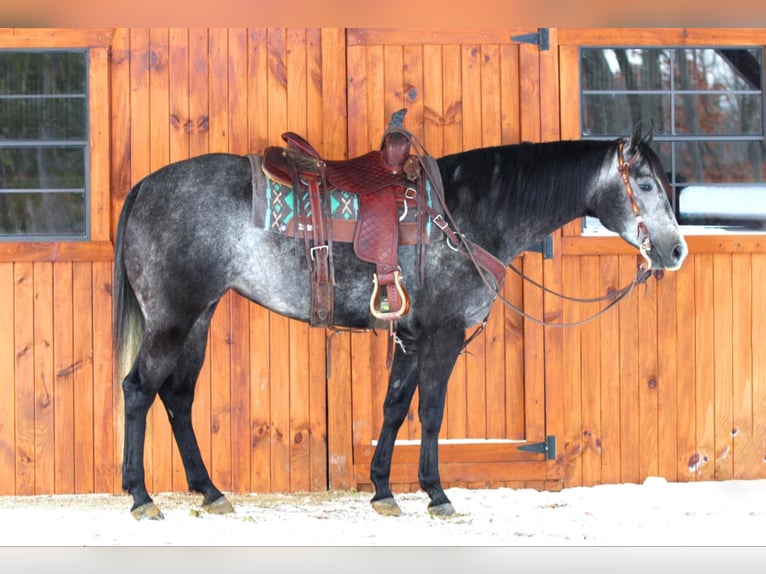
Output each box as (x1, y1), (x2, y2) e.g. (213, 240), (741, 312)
(416, 325), (464, 517)
(369, 330), (418, 516)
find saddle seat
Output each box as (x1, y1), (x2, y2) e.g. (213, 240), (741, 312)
(262, 131), (414, 195)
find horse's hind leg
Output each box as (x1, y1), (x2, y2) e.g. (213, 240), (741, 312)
(157, 312), (233, 515)
(122, 329), (189, 520)
(370, 329), (419, 516)
(121, 361), (163, 519)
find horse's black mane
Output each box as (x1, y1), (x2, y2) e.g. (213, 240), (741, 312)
(437, 139), (617, 247)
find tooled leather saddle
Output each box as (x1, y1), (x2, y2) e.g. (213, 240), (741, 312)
(260, 110), (438, 331)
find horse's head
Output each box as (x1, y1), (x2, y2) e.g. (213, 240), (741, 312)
(592, 124), (688, 271)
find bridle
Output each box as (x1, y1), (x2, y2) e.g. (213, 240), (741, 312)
(473, 140), (658, 330)
(617, 140), (653, 271)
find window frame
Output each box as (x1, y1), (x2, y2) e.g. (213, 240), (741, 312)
(558, 28), (766, 255)
(0, 29), (112, 262)
(579, 45), (765, 233)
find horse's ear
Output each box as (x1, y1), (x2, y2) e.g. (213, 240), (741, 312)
(642, 119), (655, 145)
(625, 120), (653, 159)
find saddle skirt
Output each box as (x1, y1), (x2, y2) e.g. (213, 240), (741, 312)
(250, 153), (444, 246)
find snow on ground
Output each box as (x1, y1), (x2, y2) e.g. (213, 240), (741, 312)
(1, 476), (765, 546)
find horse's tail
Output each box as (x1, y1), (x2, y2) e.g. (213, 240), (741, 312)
(113, 181), (145, 388)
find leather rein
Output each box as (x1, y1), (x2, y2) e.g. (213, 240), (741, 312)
(425, 138), (660, 331)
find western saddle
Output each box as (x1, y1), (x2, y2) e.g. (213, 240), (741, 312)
(262, 110), (431, 331)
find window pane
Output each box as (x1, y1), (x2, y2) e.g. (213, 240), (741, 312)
(0, 48), (88, 241)
(0, 97), (87, 140)
(675, 141), (766, 184)
(673, 93), (762, 135)
(582, 93), (671, 136)
(582, 48), (671, 91)
(0, 192), (85, 236)
(0, 51), (86, 95)
(674, 48), (763, 91)
(0, 147), (85, 189)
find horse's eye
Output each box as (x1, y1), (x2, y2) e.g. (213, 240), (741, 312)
(638, 183), (653, 192)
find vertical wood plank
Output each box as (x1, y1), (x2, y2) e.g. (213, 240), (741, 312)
(731, 254), (756, 478)
(579, 256), (601, 486)
(148, 27), (173, 494)
(88, 46), (111, 242)
(110, 28), (131, 237)
(72, 263), (94, 493)
(519, 43), (545, 449)
(33, 262), (55, 494)
(657, 271), (678, 481)
(713, 254), (733, 480)
(674, 256), (696, 482)
(53, 262), (75, 493)
(694, 254), (715, 480)
(228, 29), (252, 493)
(751, 254), (766, 479)
(316, 28), (346, 490)
(480, 43), (506, 441)
(618, 255), (640, 484)
(167, 27), (190, 492)
(0, 264), (15, 494)
(442, 43), (467, 441)
(128, 27), (153, 491)
(505, 262), (526, 441)
(90, 262), (115, 493)
(422, 45), (443, 156)
(561, 255), (582, 486)
(208, 27), (233, 492)
(266, 27), (291, 492)
(15, 263), (35, 494)
(638, 269), (658, 482)
(461, 43), (487, 443)
(311, 28), (342, 488)
(599, 256), (621, 484)
(499, 44), (520, 145)
(108, 29), (130, 494)
(247, 27), (271, 492)
(286, 28), (311, 492)
(187, 27), (213, 484)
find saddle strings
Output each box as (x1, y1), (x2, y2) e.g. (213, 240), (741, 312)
(385, 126), (657, 330)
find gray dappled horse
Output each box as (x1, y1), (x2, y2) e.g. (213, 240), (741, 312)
(115, 124), (687, 519)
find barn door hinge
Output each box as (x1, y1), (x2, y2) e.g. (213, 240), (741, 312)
(526, 234), (554, 259)
(518, 435), (557, 460)
(511, 28), (550, 51)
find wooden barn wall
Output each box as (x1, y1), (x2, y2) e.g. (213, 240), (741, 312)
(0, 27), (765, 497)
(555, 30), (766, 486)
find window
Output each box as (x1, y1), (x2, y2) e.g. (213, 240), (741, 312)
(581, 47), (765, 231)
(0, 49), (89, 240)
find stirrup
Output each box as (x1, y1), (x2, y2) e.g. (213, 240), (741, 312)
(370, 270), (410, 321)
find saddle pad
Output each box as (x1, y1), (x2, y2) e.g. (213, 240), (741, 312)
(248, 154), (443, 244)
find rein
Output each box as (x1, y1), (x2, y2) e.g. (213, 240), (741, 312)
(426, 133), (657, 330)
(381, 129), (658, 332)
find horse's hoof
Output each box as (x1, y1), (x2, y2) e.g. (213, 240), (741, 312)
(371, 497), (402, 517)
(131, 502), (165, 520)
(203, 496), (235, 515)
(428, 502), (456, 519)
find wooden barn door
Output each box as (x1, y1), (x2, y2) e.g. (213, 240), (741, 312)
(338, 29), (565, 491)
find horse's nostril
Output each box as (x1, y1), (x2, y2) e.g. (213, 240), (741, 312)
(672, 243), (687, 262)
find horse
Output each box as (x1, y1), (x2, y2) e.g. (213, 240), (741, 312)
(114, 123), (687, 520)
